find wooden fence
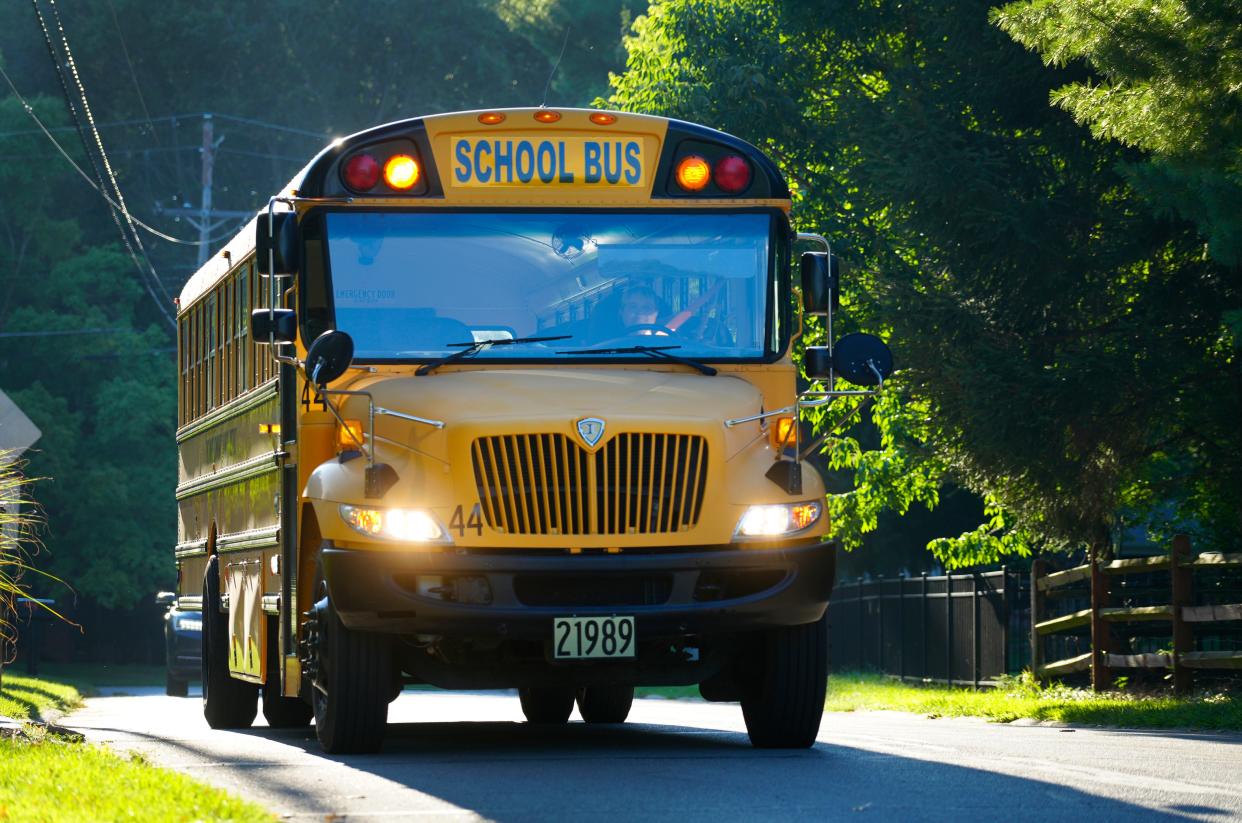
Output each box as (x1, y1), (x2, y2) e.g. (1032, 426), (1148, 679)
(1032, 535), (1242, 692)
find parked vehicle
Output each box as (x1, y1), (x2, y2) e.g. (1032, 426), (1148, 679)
(156, 591), (201, 697)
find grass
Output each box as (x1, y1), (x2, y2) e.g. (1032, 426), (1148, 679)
(637, 673), (1242, 731)
(0, 673), (272, 822)
(824, 671), (1242, 731)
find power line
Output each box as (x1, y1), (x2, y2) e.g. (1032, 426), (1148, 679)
(0, 64), (238, 248)
(0, 112), (327, 140)
(30, 0), (174, 329)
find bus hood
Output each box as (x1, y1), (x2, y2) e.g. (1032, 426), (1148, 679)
(344, 367), (769, 463)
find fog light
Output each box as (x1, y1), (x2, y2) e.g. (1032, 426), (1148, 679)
(735, 501), (822, 538)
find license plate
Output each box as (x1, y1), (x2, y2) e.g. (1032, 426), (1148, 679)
(553, 616), (636, 659)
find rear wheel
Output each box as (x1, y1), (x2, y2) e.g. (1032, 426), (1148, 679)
(309, 596), (391, 753)
(261, 617), (313, 728)
(201, 555), (258, 729)
(576, 685), (634, 724)
(518, 687), (575, 724)
(740, 614), (828, 749)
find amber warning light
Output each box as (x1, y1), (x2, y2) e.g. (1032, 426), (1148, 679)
(675, 155), (711, 191)
(384, 154), (420, 190)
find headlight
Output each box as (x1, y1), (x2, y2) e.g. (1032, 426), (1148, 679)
(735, 501), (823, 538)
(339, 504), (447, 543)
(174, 615), (203, 633)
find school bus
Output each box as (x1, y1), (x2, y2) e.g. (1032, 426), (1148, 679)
(174, 107), (891, 753)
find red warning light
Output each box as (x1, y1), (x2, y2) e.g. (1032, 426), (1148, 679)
(342, 153), (381, 192)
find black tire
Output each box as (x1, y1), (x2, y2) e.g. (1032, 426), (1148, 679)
(262, 617), (313, 728)
(740, 614), (828, 749)
(518, 687), (576, 723)
(576, 685), (634, 724)
(165, 671), (188, 698)
(311, 596), (391, 753)
(201, 555), (259, 729)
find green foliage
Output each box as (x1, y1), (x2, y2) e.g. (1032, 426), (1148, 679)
(993, 0), (1242, 266)
(610, 0), (1241, 566)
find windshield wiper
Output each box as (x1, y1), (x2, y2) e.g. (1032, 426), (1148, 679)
(416, 335), (571, 375)
(558, 345), (717, 376)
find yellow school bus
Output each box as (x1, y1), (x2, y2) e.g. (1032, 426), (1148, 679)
(174, 107), (890, 753)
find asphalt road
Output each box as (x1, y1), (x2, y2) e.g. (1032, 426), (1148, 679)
(67, 687), (1242, 822)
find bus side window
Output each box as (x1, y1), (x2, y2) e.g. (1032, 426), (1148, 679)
(206, 292), (217, 411)
(237, 268), (248, 394)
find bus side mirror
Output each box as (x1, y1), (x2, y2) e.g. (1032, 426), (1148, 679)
(305, 330), (355, 386)
(804, 333), (893, 385)
(801, 251), (839, 315)
(256, 212), (300, 275)
(250, 308), (297, 344)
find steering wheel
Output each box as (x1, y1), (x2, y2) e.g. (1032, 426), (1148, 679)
(619, 323), (681, 338)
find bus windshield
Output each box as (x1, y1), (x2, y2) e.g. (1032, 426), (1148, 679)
(320, 211), (776, 361)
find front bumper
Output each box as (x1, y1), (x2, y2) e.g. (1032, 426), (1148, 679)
(322, 539), (836, 639)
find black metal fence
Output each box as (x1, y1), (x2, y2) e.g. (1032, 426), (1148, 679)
(826, 569), (1031, 687)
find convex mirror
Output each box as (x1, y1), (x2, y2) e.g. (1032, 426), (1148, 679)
(305, 330), (355, 386)
(804, 332), (894, 386)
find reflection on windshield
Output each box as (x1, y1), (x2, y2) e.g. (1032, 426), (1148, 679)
(324, 211), (772, 360)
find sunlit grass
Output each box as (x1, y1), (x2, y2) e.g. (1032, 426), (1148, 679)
(824, 671), (1242, 730)
(0, 671), (81, 720)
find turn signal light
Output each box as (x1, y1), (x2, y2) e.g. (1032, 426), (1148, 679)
(338, 419), (364, 450)
(713, 154), (752, 193)
(342, 153), (380, 192)
(478, 112), (506, 125)
(675, 155), (711, 191)
(769, 416), (796, 449)
(383, 154), (420, 190)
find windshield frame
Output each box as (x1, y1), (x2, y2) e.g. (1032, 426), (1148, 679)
(299, 206), (792, 366)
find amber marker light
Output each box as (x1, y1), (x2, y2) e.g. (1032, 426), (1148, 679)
(477, 112), (506, 125)
(534, 110), (561, 123)
(675, 155), (711, 191)
(338, 419), (364, 450)
(589, 112), (617, 125)
(383, 154), (420, 190)
(769, 416), (796, 449)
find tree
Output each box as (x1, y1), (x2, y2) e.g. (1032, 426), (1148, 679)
(993, 0), (1242, 268)
(609, 0), (1241, 564)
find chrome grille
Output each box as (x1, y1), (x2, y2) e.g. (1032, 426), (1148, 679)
(471, 432), (708, 536)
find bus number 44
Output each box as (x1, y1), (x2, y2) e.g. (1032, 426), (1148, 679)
(450, 504), (484, 537)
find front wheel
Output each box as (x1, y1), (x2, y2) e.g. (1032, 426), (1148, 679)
(309, 596), (391, 753)
(740, 614), (828, 749)
(576, 685), (634, 724)
(165, 671), (188, 698)
(201, 555), (258, 729)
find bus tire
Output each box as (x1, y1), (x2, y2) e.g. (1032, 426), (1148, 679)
(261, 617), (313, 728)
(201, 555), (258, 729)
(740, 613), (828, 749)
(518, 687), (575, 723)
(165, 671), (188, 698)
(311, 597), (390, 753)
(576, 685), (633, 723)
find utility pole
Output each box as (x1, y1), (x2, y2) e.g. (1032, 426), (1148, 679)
(154, 113), (255, 271)
(197, 113), (215, 268)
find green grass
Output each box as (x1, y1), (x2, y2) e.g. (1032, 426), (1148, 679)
(0, 672), (82, 721)
(1, 674), (271, 822)
(0, 743), (273, 822)
(824, 672), (1242, 731)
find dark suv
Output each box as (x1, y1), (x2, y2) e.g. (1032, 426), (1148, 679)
(156, 592), (201, 696)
